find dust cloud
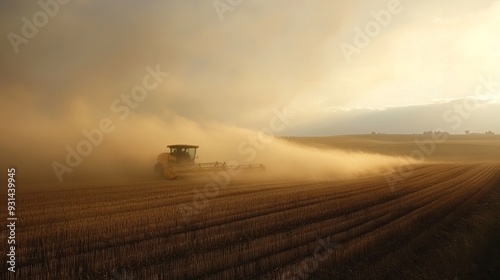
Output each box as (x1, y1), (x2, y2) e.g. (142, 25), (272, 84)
(254, 139), (412, 180)
(0, 100), (411, 185)
(0, 107), (248, 184)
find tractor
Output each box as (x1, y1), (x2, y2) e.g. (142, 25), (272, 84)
(155, 144), (265, 179)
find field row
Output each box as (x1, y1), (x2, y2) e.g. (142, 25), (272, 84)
(2, 163), (499, 279)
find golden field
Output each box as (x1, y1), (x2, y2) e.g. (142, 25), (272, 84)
(1, 135), (500, 280)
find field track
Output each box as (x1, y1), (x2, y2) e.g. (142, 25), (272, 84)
(3, 163), (500, 279)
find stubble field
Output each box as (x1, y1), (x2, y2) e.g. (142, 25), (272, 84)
(2, 135), (500, 279)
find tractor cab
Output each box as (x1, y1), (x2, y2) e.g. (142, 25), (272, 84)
(167, 144), (199, 165)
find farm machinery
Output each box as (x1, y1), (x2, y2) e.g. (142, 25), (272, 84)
(154, 144), (265, 179)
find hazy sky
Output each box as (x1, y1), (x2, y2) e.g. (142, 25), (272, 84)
(2, 0), (499, 128)
(1, 0), (499, 182)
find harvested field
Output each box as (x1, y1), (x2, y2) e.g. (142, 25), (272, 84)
(2, 155), (500, 279)
(3, 1), (500, 279)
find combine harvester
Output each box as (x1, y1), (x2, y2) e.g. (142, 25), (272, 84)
(155, 144), (265, 179)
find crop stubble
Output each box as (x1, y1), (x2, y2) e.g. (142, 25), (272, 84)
(1, 163), (499, 279)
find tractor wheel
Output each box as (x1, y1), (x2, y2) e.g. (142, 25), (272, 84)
(154, 163), (165, 179)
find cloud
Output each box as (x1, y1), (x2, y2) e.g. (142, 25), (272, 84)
(1, 1), (499, 183)
(2, 0), (499, 124)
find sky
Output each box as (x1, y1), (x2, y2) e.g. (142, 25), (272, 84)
(1, 0), (499, 182)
